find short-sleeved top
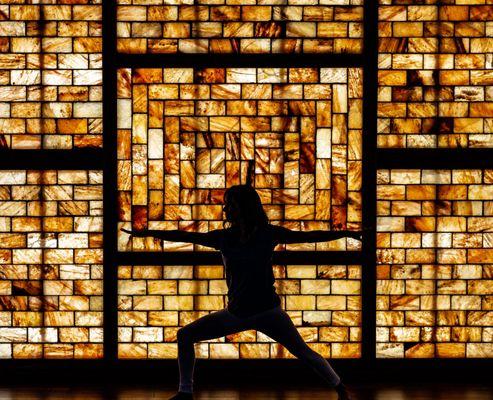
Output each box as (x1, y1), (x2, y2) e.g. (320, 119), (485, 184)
(208, 224), (281, 318)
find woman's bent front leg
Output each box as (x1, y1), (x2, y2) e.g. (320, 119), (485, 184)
(176, 309), (247, 394)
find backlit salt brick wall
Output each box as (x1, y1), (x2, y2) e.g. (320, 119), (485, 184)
(378, 1), (493, 148)
(377, 169), (493, 358)
(0, 0), (102, 149)
(118, 264), (361, 359)
(116, 0), (363, 54)
(117, 67), (363, 251)
(0, 170), (103, 359)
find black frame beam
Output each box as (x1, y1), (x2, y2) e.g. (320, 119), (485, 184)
(102, 0), (119, 364)
(115, 53), (364, 68)
(0, 149), (104, 170)
(377, 149), (493, 169)
(361, 0), (378, 364)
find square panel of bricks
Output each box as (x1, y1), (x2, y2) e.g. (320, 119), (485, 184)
(378, 2), (493, 148)
(377, 169), (493, 358)
(117, 0), (363, 54)
(0, 1), (102, 149)
(117, 67), (363, 251)
(0, 170), (103, 359)
(118, 264), (362, 359)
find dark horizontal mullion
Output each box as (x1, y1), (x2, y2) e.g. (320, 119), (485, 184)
(1, 358), (492, 378)
(377, 148), (493, 169)
(1, 358), (492, 366)
(117, 251), (363, 266)
(0, 149), (105, 170)
(115, 53), (364, 69)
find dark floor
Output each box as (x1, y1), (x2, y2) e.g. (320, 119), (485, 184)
(0, 384), (491, 400)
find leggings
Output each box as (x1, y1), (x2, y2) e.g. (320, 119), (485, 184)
(176, 305), (341, 393)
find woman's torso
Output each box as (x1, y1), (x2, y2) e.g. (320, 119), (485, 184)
(218, 224), (281, 318)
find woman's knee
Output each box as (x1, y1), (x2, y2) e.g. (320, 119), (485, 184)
(177, 326), (194, 344)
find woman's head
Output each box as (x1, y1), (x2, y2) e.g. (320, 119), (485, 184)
(223, 185), (268, 232)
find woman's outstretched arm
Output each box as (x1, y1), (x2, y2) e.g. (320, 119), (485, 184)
(270, 225), (362, 244)
(120, 228), (223, 249)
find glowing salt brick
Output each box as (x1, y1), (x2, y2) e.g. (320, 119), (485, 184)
(451, 295), (482, 310)
(405, 343), (436, 358)
(436, 343), (465, 358)
(149, 312), (177, 327)
(332, 280), (360, 295)
(195, 296), (224, 311)
(43, 344), (72, 359)
(286, 265), (316, 279)
(315, 159), (331, 189)
(377, 280), (405, 295)
(468, 249), (493, 263)
(11, 343), (42, 359)
(132, 296), (162, 311)
(228, 330), (256, 343)
(316, 128), (332, 159)
(118, 280), (146, 296)
(466, 343), (493, 358)
(332, 311), (360, 326)
(145, 343), (176, 359)
(377, 185), (405, 201)
(59, 327), (89, 343)
(274, 280), (300, 295)
(332, 343), (360, 358)
(376, 343), (404, 358)
(74, 343), (103, 359)
(376, 248), (405, 264)
(0, 328), (27, 343)
(134, 327), (163, 343)
(389, 327), (420, 342)
(300, 311), (330, 327)
(376, 311), (404, 327)
(210, 343), (239, 359)
(147, 281), (176, 295)
(319, 327), (349, 342)
(286, 295), (315, 311)
(468, 280), (493, 295)
(240, 343), (270, 359)
(119, 343), (147, 359)
(12, 249), (42, 264)
(467, 311), (493, 326)
(164, 296), (194, 311)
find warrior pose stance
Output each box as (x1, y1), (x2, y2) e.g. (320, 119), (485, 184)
(122, 185), (361, 400)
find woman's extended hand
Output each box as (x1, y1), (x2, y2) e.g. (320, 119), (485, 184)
(120, 227), (150, 237)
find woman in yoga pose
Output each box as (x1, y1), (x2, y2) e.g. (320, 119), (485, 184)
(122, 184), (360, 400)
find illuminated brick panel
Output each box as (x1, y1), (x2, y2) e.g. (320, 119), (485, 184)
(0, 170), (103, 359)
(117, 67), (363, 251)
(118, 264), (361, 359)
(377, 169), (493, 358)
(0, 1), (102, 149)
(116, 1), (363, 54)
(378, 2), (493, 148)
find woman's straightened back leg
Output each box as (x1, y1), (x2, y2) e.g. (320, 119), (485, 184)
(251, 306), (352, 400)
(168, 308), (249, 400)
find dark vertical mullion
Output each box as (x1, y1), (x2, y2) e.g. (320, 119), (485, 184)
(103, 0), (118, 364)
(361, 0), (378, 362)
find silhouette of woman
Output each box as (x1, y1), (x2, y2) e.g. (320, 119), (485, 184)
(122, 185), (360, 400)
